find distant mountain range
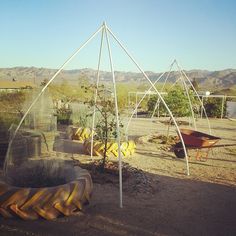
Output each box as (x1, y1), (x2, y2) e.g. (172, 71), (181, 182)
(0, 67), (236, 93)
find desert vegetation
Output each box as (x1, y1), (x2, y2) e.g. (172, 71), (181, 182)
(147, 86), (198, 117)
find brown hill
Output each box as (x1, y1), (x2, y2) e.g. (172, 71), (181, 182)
(0, 67), (235, 93)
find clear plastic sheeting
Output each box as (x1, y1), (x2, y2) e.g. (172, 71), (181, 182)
(6, 89), (56, 166)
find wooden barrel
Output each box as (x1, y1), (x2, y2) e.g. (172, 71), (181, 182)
(9, 137), (28, 165)
(26, 134), (41, 158)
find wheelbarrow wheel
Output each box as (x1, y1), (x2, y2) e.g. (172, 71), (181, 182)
(174, 142), (186, 159)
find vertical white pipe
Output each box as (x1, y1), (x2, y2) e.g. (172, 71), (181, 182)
(221, 95), (225, 119)
(107, 26), (190, 176)
(135, 93), (138, 118)
(104, 23), (123, 207)
(180, 67), (211, 134)
(151, 61), (174, 118)
(175, 61), (196, 129)
(160, 60), (176, 91)
(178, 70), (197, 130)
(201, 96), (204, 119)
(90, 26), (105, 158)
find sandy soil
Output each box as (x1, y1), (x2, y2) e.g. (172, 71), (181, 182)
(0, 118), (236, 236)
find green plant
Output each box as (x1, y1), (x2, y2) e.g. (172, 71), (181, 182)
(148, 86), (198, 117)
(56, 106), (72, 125)
(165, 87), (197, 117)
(0, 91), (27, 138)
(147, 95), (164, 115)
(0, 113), (21, 163)
(0, 91), (27, 118)
(203, 97), (226, 118)
(84, 84), (123, 172)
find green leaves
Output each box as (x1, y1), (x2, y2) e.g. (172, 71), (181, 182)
(148, 86), (198, 117)
(203, 97), (226, 118)
(81, 84), (123, 171)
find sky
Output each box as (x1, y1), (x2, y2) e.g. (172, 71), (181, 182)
(0, 0), (236, 72)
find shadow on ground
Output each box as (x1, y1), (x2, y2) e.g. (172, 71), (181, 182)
(0, 164), (236, 236)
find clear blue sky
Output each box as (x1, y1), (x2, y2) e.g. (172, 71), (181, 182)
(0, 0), (235, 72)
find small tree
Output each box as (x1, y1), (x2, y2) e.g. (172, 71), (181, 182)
(165, 87), (195, 117)
(84, 84), (123, 172)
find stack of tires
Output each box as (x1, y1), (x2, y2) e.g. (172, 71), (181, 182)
(65, 126), (136, 158)
(71, 127), (92, 142)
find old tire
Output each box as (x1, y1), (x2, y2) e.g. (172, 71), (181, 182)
(71, 127), (92, 142)
(84, 140), (136, 158)
(0, 166), (93, 220)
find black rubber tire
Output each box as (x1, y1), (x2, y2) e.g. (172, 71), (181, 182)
(174, 142), (185, 159)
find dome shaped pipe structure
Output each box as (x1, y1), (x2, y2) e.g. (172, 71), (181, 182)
(126, 59), (211, 136)
(125, 60), (212, 177)
(105, 27), (190, 176)
(4, 22), (192, 210)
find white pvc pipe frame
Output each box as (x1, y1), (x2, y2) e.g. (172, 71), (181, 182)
(90, 26), (104, 160)
(134, 59), (212, 132)
(178, 64), (211, 134)
(126, 60), (179, 130)
(4, 22), (195, 208)
(151, 60), (175, 118)
(126, 59), (212, 136)
(105, 28), (190, 176)
(4, 22), (126, 208)
(123, 68), (190, 176)
(124, 59), (212, 177)
(175, 60), (197, 130)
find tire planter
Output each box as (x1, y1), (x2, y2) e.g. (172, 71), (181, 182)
(0, 165), (93, 220)
(71, 127), (92, 142)
(84, 140), (136, 158)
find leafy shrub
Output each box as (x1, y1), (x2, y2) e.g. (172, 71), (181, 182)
(203, 97), (226, 118)
(56, 107), (72, 125)
(83, 84), (123, 172)
(148, 86), (198, 117)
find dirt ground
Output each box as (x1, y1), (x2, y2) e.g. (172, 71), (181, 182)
(0, 118), (236, 236)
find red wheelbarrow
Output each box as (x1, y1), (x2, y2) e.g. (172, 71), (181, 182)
(173, 129), (231, 161)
